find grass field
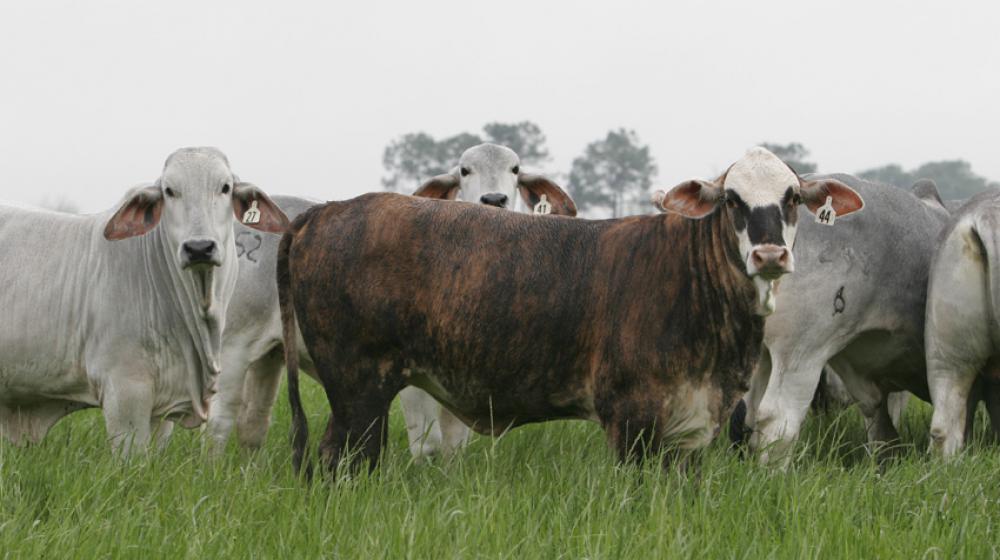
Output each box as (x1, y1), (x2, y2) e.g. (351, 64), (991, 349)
(1, 383), (998, 559)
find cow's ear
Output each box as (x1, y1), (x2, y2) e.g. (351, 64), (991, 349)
(800, 178), (864, 217)
(232, 182), (289, 234)
(517, 174), (577, 216)
(413, 174), (461, 200)
(104, 186), (164, 240)
(654, 179), (722, 218)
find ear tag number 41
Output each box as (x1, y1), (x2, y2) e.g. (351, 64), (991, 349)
(815, 196), (836, 226)
(533, 195), (551, 215)
(243, 200), (261, 225)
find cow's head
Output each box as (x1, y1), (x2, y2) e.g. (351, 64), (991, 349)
(103, 147), (288, 309)
(653, 147), (863, 315)
(413, 143), (577, 216)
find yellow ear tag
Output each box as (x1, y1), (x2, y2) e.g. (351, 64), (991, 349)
(533, 194), (552, 215)
(242, 200), (261, 224)
(815, 196), (836, 226)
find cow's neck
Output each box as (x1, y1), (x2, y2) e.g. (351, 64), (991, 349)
(147, 228), (230, 426)
(669, 209), (763, 370)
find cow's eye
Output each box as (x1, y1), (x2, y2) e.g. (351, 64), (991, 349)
(512, 165), (519, 175)
(460, 167), (471, 177)
(164, 187), (176, 198)
(726, 198), (737, 209)
(222, 184), (231, 195)
(792, 193), (801, 205)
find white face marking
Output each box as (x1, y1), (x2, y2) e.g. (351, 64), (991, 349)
(723, 147), (801, 313)
(454, 144), (522, 209)
(723, 147), (799, 208)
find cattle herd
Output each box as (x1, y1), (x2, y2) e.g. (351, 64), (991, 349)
(1, 144), (998, 477)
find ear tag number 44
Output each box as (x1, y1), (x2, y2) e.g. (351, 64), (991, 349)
(243, 200), (261, 225)
(815, 196), (836, 226)
(533, 195), (551, 215)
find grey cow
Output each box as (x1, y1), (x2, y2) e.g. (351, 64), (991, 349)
(743, 175), (950, 464)
(926, 189), (1000, 456)
(0, 147), (286, 454)
(205, 195), (319, 450)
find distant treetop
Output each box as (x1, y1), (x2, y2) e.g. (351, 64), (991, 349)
(857, 160), (999, 200)
(759, 142), (818, 174)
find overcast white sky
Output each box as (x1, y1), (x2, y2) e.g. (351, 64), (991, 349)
(1, 0), (997, 213)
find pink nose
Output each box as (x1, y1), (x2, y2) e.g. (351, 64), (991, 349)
(750, 245), (791, 278)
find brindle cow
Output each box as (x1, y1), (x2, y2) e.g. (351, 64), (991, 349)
(278, 147), (864, 474)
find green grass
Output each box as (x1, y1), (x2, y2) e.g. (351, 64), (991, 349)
(2, 384), (999, 559)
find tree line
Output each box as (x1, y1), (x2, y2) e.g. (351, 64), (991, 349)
(383, 122), (998, 217)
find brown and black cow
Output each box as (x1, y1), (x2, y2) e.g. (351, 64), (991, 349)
(277, 147), (864, 474)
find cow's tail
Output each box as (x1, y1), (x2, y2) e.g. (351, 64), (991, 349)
(278, 226), (310, 478)
(972, 210), (1000, 329)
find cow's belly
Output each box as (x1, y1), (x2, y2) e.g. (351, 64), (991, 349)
(0, 348), (94, 406)
(837, 329), (929, 400)
(406, 367), (597, 435)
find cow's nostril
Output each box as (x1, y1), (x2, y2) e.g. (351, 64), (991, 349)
(751, 245), (789, 274)
(183, 240), (217, 263)
(480, 193), (508, 208)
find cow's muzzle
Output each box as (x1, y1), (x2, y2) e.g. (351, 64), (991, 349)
(748, 244), (792, 280)
(181, 239), (221, 269)
(480, 193), (508, 208)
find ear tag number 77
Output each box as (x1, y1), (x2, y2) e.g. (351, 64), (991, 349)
(243, 200), (261, 225)
(815, 196), (836, 226)
(533, 195), (551, 215)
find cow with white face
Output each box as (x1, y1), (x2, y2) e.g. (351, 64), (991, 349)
(278, 146), (865, 475)
(733, 176), (947, 466)
(0, 147), (286, 454)
(654, 147), (863, 316)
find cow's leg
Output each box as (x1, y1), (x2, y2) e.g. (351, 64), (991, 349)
(928, 357), (983, 457)
(319, 395), (393, 475)
(887, 392), (909, 431)
(236, 347), (284, 449)
(599, 386), (712, 472)
(438, 406), (471, 457)
(101, 376), (155, 456)
(399, 387), (444, 462)
(736, 349), (771, 447)
(206, 346), (255, 454)
(964, 377), (984, 445)
(752, 350), (829, 466)
(984, 377), (1000, 442)
(827, 357), (900, 456)
(601, 405), (665, 468)
(151, 418), (174, 450)
(316, 363), (402, 475)
(399, 387), (471, 462)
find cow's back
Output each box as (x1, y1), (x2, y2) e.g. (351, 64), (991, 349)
(289, 194), (602, 395)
